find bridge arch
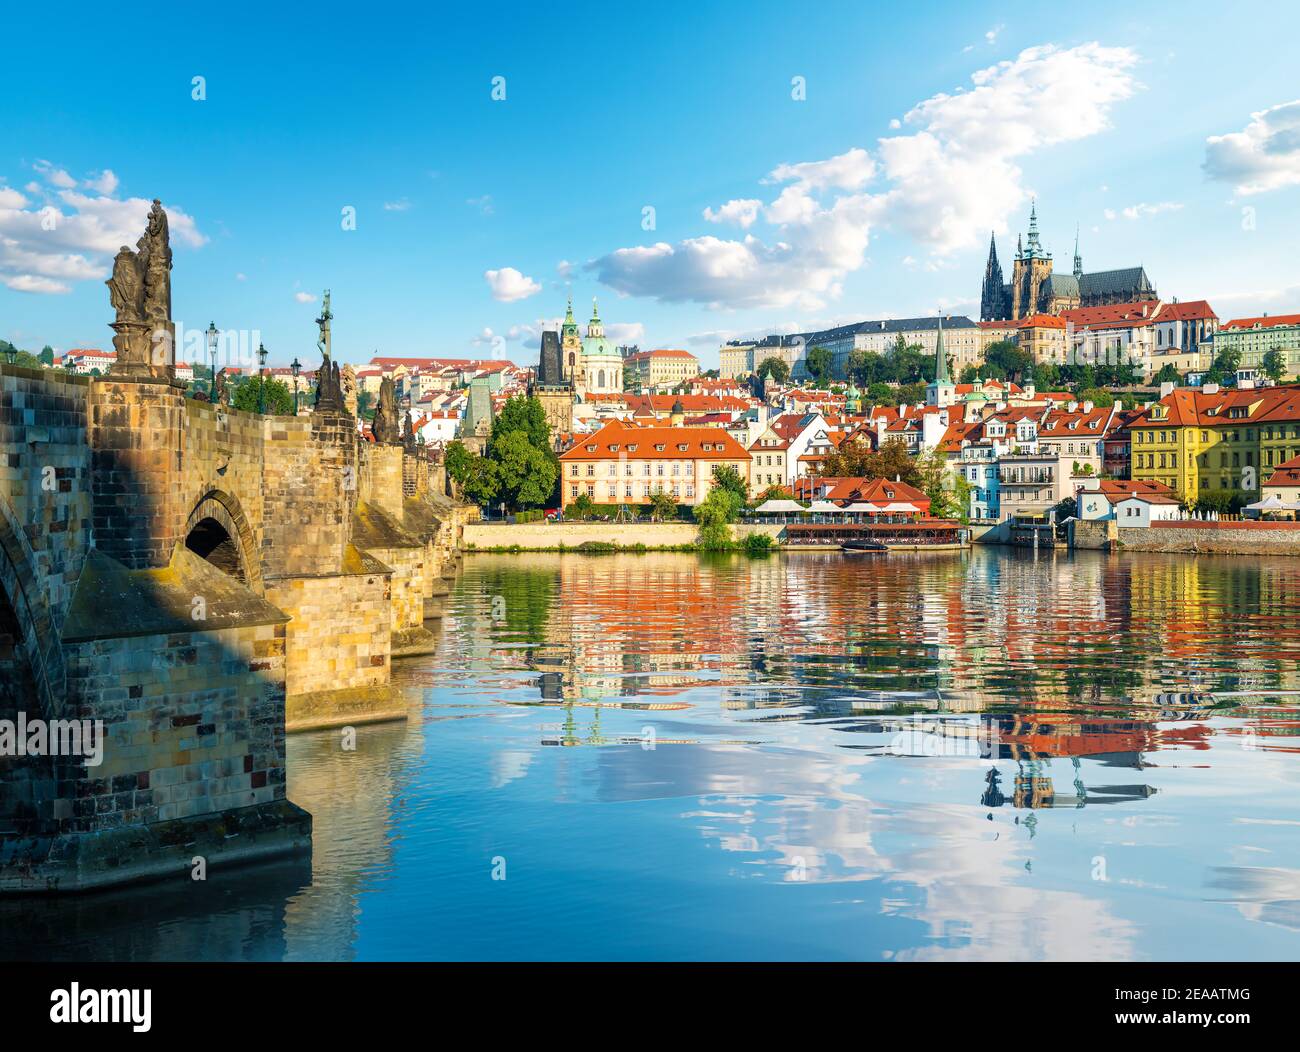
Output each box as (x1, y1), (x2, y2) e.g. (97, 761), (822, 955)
(0, 498), (61, 715)
(184, 490), (263, 593)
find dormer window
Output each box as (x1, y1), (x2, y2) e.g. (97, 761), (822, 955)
(627, 444), (638, 452)
(677, 443), (689, 452)
(654, 443), (665, 451)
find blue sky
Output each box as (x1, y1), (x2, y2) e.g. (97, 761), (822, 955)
(3, 0), (1300, 370)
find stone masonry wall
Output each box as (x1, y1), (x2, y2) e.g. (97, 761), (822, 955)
(264, 569), (391, 697)
(60, 621), (287, 833)
(182, 399), (266, 582)
(87, 379), (187, 570)
(261, 411), (356, 580)
(364, 444), (405, 522)
(0, 365), (92, 715)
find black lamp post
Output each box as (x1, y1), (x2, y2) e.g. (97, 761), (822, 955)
(257, 342), (269, 414)
(290, 357), (302, 414)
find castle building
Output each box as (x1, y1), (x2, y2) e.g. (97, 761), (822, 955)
(981, 201), (1158, 322)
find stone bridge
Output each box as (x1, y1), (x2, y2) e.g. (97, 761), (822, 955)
(0, 362), (473, 892)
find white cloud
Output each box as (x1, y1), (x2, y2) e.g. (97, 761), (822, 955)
(484, 266), (541, 302)
(467, 194), (494, 216)
(235, 272), (247, 281)
(556, 260), (575, 278)
(606, 322), (645, 345)
(0, 181), (205, 295)
(33, 160), (76, 189)
(986, 25), (1004, 44)
(703, 198), (762, 228)
(1205, 99), (1300, 196)
(872, 42), (1139, 254)
(85, 170), (118, 195)
(768, 148), (875, 191)
(1106, 201), (1183, 220)
(383, 197), (412, 211)
(589, 42), (1140, 310)
(294, 291), (316, 303)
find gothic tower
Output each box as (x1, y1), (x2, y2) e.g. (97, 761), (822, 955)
(1009, 200), (1054, 320)
(980, 232), (1007, 321)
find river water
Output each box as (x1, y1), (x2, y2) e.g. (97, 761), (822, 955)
(7, 548), (1300, 961)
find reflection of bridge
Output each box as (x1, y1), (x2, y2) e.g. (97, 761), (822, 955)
(0, 208), (471, 892)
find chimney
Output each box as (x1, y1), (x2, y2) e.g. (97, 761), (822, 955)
(1160, 381), (1175, 398)
(1082, 400), (1094, 413)
(1203, 382), (1221, 395)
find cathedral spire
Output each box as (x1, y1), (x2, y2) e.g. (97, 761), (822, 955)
(980, 231), (1007, 322)
(1073, 225), (1083, 278)
(1025, 198), (1043, 258)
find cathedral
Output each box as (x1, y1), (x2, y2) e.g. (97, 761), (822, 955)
(530, 296), (625, 434)
(980, 202), (1158, 322)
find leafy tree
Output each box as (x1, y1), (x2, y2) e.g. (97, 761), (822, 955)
(821, 436), (920, 485)
(1033, 361), (1060, 390)
(1076, 387), (1114, 407)
(805, 345), (834, 386)
(567, 492), (596, 520)
(755, 356), (790, 384)
(847, 350), (888, 387)
(981, 340), (1035, 383)
(491, 394), (551, 451)
(1213, 346), (1242, 376)
(459, 454), (499, 507)
(896, 381), (927, 405)
(694, 488), (738, 549)
(865, 382), (894, 406)
(1153, 363), (1182, 387)
(39, 345), (54, 366)
(754, 484), (794, 503)
(231, 376), (295, 415)
(710, 464), (748, 507)
(916, 446), (969, 522)
(647, 490), (679, 522)
(490, 430), (556, 510)
(1262, 348), (1288, 383)
(444, 440), (473, 484)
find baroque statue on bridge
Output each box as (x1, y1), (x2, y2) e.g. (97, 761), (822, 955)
(372, 376), (402, 445)
(106, 198), (176, 381)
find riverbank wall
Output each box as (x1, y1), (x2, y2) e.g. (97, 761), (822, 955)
(463, 521), (783, 550)
(1072, 518), (1300, 555)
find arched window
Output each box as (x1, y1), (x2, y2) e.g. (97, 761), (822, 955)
(598, 369), (606, 389)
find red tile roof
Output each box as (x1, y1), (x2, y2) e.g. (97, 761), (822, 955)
(1222, 313), (1300, 331)
(560, 421), (750, 461)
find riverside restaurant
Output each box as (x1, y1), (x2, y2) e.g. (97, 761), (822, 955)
(747, 496), (968, 549)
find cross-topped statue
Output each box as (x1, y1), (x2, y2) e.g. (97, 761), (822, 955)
(315, 290), (332, 360)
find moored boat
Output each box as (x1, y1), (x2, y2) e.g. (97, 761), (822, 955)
(841, 539), (889, 554)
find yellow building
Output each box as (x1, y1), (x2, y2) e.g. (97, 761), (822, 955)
(1129, 384), (1300, 505)
(624, 348), (700, 390)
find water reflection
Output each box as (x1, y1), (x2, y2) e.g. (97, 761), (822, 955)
(7, 548), (1300, 961)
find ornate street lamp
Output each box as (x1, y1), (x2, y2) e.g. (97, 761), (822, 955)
(290, 356), (302, 414)
(206, 321), (219, 392)
(257, 342), (269, 414)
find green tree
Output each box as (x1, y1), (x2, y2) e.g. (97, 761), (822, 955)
(444, 440), (473, 484)
(805, 345), (834, 386)
(231, 376), (295, 415)
(1077, 387), (1115, 407)
(1153, 363), (1182, 387)
(491, 394), (551, 451)
(916, 446), (969, 522)
(39, 345), (54, 366)
(567, 492), (596, 520)
(710, 464), (748, 507)
(490, 430), (557, 510)
(1262, 348), (1288, 383)
(694, 488), (738, 549)
(647, 490), (679, 522)
(822, 436), (920, 485)
(755, 356), (790, 384)
(459, 454), (499, 507)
